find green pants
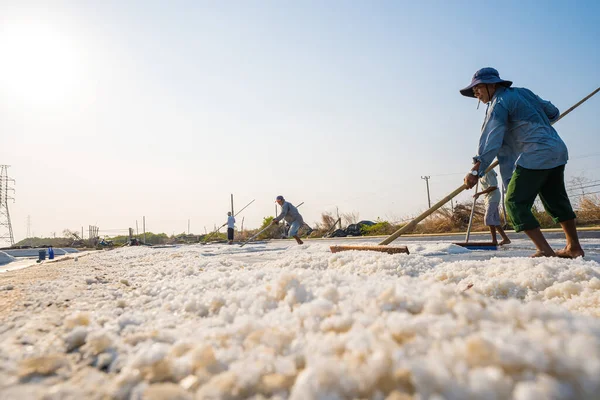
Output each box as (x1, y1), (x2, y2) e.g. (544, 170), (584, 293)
(505, 165), (576, 232)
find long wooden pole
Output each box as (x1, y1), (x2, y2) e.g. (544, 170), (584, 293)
(465, 182), (479, 243)
(239, 224), (272, 247)
(234, 199), (255, 218)
(379, 87), (599, 246)
(553, 87), (600, 124)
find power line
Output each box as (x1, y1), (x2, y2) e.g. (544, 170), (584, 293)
(570, 190), (600, 197)
(566, 182), (600, 191)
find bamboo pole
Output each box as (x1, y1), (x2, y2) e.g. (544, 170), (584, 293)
(379, 87), (599, 246)
(235, 199), (255, 217)
(239, 224), (273, 247)
(465, 182), (479, 243)
(553, 87), (599, 124)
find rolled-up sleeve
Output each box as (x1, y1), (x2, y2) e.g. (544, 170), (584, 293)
(474, 104), (509, 175)
(537, 95), (559, 122)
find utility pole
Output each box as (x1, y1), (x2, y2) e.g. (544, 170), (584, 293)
(0, 165), (15, 247)
(27, 215), (32, 246)
(188, 219), (190, 235)
(143, 216), (146, 244)
(421, 176), (431, 209)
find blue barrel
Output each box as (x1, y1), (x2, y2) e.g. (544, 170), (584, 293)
(38, 249), (46, 261)
(48, 247), (55, 260)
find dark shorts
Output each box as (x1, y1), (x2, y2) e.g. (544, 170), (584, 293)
(227, 228), (234, 241)
(505, 165), (576, 232)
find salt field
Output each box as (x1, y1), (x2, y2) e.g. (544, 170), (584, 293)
(1, 237), (599, 399)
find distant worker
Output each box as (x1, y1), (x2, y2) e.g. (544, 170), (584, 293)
(461, 67), (583, 258)
(272, 195), (304, 245)
(473, 169), (511, 246)
(227, 212), (235, 244)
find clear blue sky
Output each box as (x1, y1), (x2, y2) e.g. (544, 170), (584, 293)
(1, 0), (599, 241)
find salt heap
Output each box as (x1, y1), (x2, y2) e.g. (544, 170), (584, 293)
(0, 242), (599, 399)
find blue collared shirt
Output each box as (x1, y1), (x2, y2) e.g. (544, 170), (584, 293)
(275, 201), (304, 225)
(474, 86), (568, 186)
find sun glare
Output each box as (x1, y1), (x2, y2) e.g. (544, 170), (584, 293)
(0, 20), (82, 106)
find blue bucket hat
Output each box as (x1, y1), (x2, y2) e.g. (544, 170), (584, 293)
(460, 67), (513, 98)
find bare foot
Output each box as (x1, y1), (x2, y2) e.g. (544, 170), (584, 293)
(530, 250), (556, 258)
(499, 239), (511, 246)
(491, 241), (498, 246)
(555, 247), (585, 259)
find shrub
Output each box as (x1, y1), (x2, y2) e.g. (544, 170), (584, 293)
(415, 202), (486, 234)
(576, 195), (600, 225)
(361, 221), (396, 236)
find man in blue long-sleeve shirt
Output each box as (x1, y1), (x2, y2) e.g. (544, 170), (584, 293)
(272, 195), (304, 245)
(461, 67), (583, 258)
